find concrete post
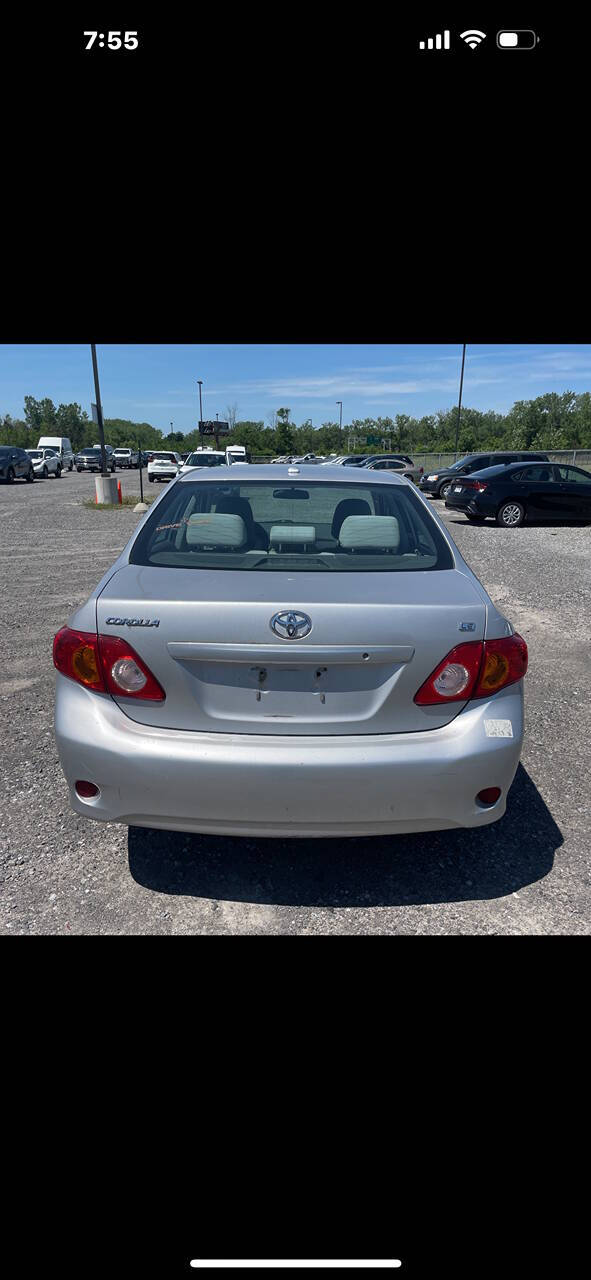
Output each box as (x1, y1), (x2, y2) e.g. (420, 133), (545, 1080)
(95, 474), (119, 504)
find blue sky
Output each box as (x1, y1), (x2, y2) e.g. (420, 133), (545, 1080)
(1, 344), (590, 435)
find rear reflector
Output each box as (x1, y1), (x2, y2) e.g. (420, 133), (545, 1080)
(476, 787), (501, 806)
(75, 780), (100, 798)
(414, 634), (528, 705)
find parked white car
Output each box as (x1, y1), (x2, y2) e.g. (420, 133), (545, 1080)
(26, 447), (62, 478)
(37, 436), (74, 471)
(180, 450), (226, 474)
(147, 451), (183, 482)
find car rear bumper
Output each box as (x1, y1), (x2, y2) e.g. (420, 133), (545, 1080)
(445, 495), (496, 517)
(55, 674), (525, 837)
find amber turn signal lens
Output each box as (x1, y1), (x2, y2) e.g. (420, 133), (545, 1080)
(71, 643), (102, 686)
(479, 651), (510, 691)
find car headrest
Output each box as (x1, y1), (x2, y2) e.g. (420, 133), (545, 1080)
(215, 496), (254, 524)
(330, 498), (371, 538)
(269, 524), (315, 549)
(538, 469), (550, 482)
(338, 515), (400, 550)
(186, 513), (247, 548)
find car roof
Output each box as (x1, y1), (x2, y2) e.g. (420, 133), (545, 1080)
(471, 460), (553, 477)
(177, 463), (406, 485)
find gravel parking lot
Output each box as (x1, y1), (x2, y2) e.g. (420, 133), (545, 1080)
(1, 468), (590, 934)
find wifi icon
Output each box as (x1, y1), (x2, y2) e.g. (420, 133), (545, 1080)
(459, 29), (487, 48)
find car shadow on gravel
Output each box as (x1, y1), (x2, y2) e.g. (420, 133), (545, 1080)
(445, 516), (588, 529)
(127, 764), (562, 908)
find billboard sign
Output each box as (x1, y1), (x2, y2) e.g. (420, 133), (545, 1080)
(199, 420), (230, 436)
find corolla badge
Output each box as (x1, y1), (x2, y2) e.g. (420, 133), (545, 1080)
(105, 617), (160, 627)
(270, 610), (312, 639)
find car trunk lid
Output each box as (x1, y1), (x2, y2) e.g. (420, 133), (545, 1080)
(96, 565), (486, 735)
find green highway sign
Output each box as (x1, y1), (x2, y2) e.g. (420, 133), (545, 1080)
(365, 435), (380, 445)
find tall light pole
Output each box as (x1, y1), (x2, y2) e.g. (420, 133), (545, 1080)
(197, 380), (204, 442)
(454, 344), (467, 460)
(90, 343), (108, 477)
(336, 400), (343, 448)
(170, 421), (173, 437)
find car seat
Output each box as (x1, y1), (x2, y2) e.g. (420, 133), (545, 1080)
(214, 496), (268, 549)
(330, 498), (371, 540)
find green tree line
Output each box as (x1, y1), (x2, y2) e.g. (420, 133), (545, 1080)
(2, 391), (591, 456)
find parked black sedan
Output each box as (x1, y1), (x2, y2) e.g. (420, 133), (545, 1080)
(420, 451), (549, 500)
(0, 446), (35, 483)
(445, 460), (591, 527)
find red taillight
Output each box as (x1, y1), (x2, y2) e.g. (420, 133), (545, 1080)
(53, 627), (106, 690)
(97, 634), (165, 701)
(462, 479), (488, 492)
(414, 634), (528, 706)
(414, 641), (483, 705)
(53, 627), (165, 701)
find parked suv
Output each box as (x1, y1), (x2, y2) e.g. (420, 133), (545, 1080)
(147, 450), (183, 482)
(37, 436), (75, 471)
(75, 447), (116, 473)
(0, 446), (35, 483)
(419, 451), (550, 500)
(26, 447), (62, 478)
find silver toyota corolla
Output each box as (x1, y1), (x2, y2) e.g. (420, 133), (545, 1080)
(53, 465), (528, 838)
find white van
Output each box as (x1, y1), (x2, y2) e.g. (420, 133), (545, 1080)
(225, 445), (249, 465)
(37, 436), (75, 471)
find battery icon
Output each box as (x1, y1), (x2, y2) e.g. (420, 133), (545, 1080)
(497, 30), (538, 48)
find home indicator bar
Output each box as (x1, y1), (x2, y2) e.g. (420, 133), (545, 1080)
(190, 1264), (402, 1271)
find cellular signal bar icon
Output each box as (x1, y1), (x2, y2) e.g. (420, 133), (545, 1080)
(419, 31), (450, 50)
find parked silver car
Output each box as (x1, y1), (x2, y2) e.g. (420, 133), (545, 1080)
(362, 456), (423, 483)
(53, 465), (528, 838)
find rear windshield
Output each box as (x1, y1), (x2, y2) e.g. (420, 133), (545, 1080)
(130, 480), (454, 573)
(80, 448), (101, 456)
(151, 452), (178, 462)
(186, 453), (226, 467)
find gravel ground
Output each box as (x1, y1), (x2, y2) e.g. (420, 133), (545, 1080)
(1, 468), (590, 934)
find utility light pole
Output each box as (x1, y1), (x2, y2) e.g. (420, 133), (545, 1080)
(198, 380), (204, 441)
(336, 400), (343, 447)
(454, 344), (467, 460)
(90, 343), (108, 477)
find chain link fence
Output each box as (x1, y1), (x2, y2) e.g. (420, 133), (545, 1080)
(253, 450), (591, 468)
(409, 450), (591, 472)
